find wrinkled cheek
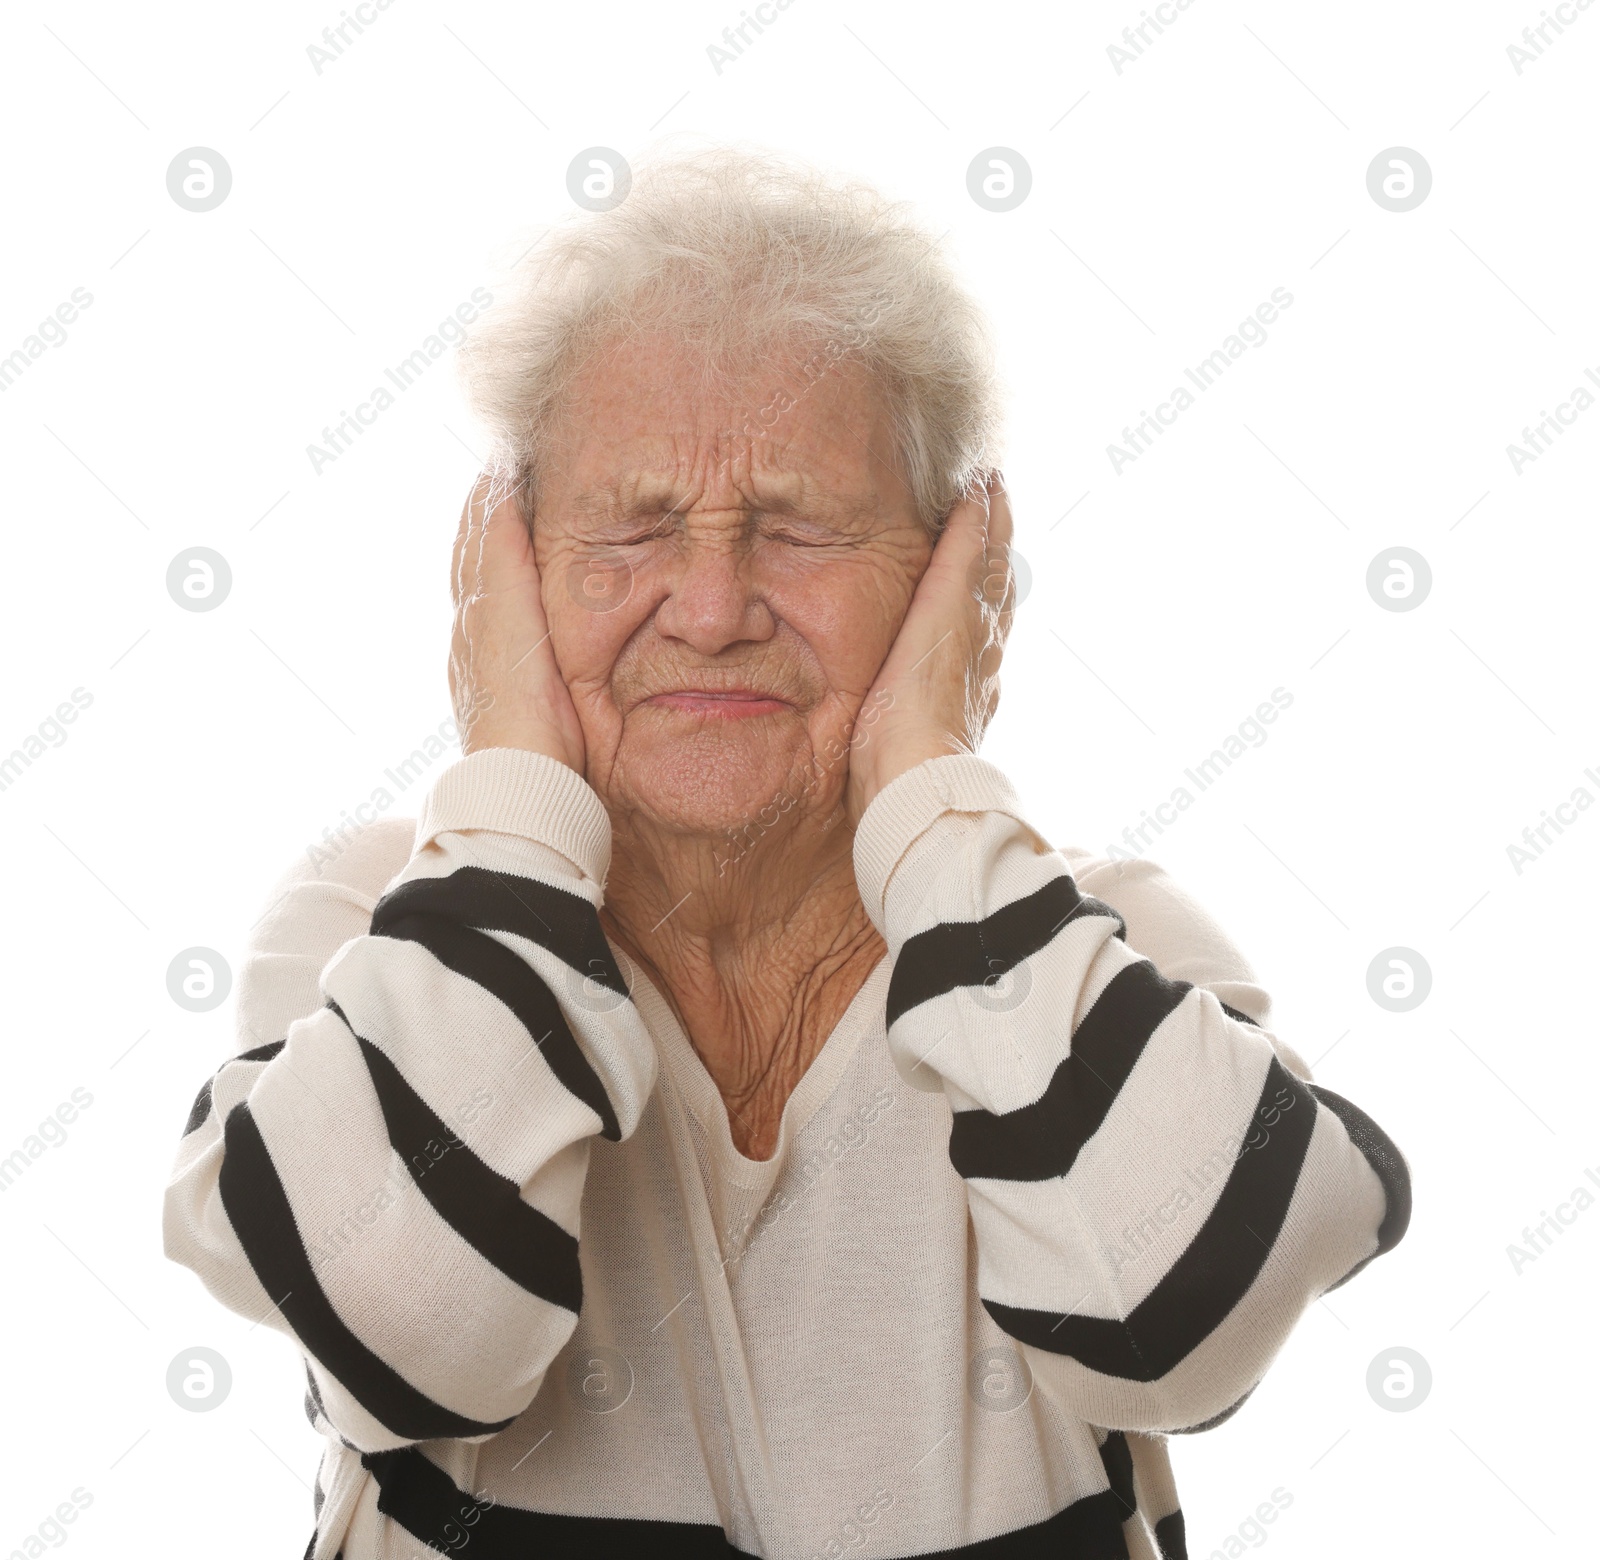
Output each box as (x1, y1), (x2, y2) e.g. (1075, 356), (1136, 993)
(560, 548), (638, 617)
(542, 597), (645, 749)
(753, 558), (893, 687)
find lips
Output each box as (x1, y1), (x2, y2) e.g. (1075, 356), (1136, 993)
(642, 688), (792, 717)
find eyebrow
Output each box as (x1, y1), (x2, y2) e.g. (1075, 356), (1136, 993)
(571, 467), (873, 523)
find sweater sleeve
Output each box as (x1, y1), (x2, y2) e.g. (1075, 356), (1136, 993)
(162, 747), (658, 1454)
(853, 754), (1411, 1435)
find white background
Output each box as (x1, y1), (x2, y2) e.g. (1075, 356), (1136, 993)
(1, 0), (1596, 1555)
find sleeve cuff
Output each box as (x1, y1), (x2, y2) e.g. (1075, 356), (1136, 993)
(852, 753), (1033, 930)
(412, 747), (612, 885)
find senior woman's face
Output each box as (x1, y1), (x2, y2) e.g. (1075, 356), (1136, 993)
(531, 331), (933, 838)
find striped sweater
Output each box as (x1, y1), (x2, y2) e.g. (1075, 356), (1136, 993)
(163, 747), (1410, 1559)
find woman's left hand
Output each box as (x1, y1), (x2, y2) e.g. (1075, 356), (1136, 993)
(845, 471), (1017, 823)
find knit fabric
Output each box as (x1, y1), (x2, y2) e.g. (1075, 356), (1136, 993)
(163, 747), (1409, 1559)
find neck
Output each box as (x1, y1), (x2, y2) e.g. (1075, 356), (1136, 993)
(599, 805), (885, 1160)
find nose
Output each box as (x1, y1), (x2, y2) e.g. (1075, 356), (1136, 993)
(652, 517), (775, 656)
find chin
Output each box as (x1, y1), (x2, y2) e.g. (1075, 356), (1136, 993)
(614, 719), (822, 838)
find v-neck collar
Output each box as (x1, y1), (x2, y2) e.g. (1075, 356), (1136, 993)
(626, 954), (892, 1192)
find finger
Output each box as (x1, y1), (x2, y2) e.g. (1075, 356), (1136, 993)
(979, 473), (1018, 634)
(453, 471), (495, 607)
(985, 470), (1013, 552)
(457, 470), (537, 613)
(936, 482), (996, 589)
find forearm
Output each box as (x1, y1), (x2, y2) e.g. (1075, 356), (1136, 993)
(163, 748), (658, 1452)
(855, 754), (1410, 1432)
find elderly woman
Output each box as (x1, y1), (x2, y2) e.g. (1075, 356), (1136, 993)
(165, 150), (1408, 1559)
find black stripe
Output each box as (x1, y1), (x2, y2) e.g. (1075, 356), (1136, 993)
(1098, 1430), (1137, 1522)
(983, 1058), (1319, 1380)
(1153, 1509), (1187, 1560)
(181, 1039), (287, 1138)
(1217, 1001), (1259, 1028)
(368, 911), (619, 1140)
(303, 1360), (362, 1452)
(1308, 1083), (1411, 1290)
(344, 1022), (582, 1313)
(217, 1099), (517, 1443)
(949, 962), (1194, 1182)
(182, 1080), (214, 1137)
(886, 875), (1125, 1029)
(371, 867), (625, 996)
(238, 1039), (290, 1064)
(362, 1446), (1132, 1558)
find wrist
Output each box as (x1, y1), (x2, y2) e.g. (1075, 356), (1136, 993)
(417, 746), (612, 881)
(457, 703), (584, 774)
(851, 730), (970, 818)
(852, 752), (1028, 930)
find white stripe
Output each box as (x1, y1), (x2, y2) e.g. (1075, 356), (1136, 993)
(249, 1005), (579, 1429)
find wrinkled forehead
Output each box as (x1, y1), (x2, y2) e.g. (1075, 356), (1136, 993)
(565, 445), (883, 524)
(544, 330), (897, 514)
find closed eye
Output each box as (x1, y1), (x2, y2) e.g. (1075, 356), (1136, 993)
(756, 515), (841, 548)
(598, 514), (681, 546)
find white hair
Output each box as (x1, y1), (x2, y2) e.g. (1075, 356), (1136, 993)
(456, 142), (1004, 532)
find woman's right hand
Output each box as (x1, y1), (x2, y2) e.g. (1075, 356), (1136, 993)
(449, 471), (586, 772)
